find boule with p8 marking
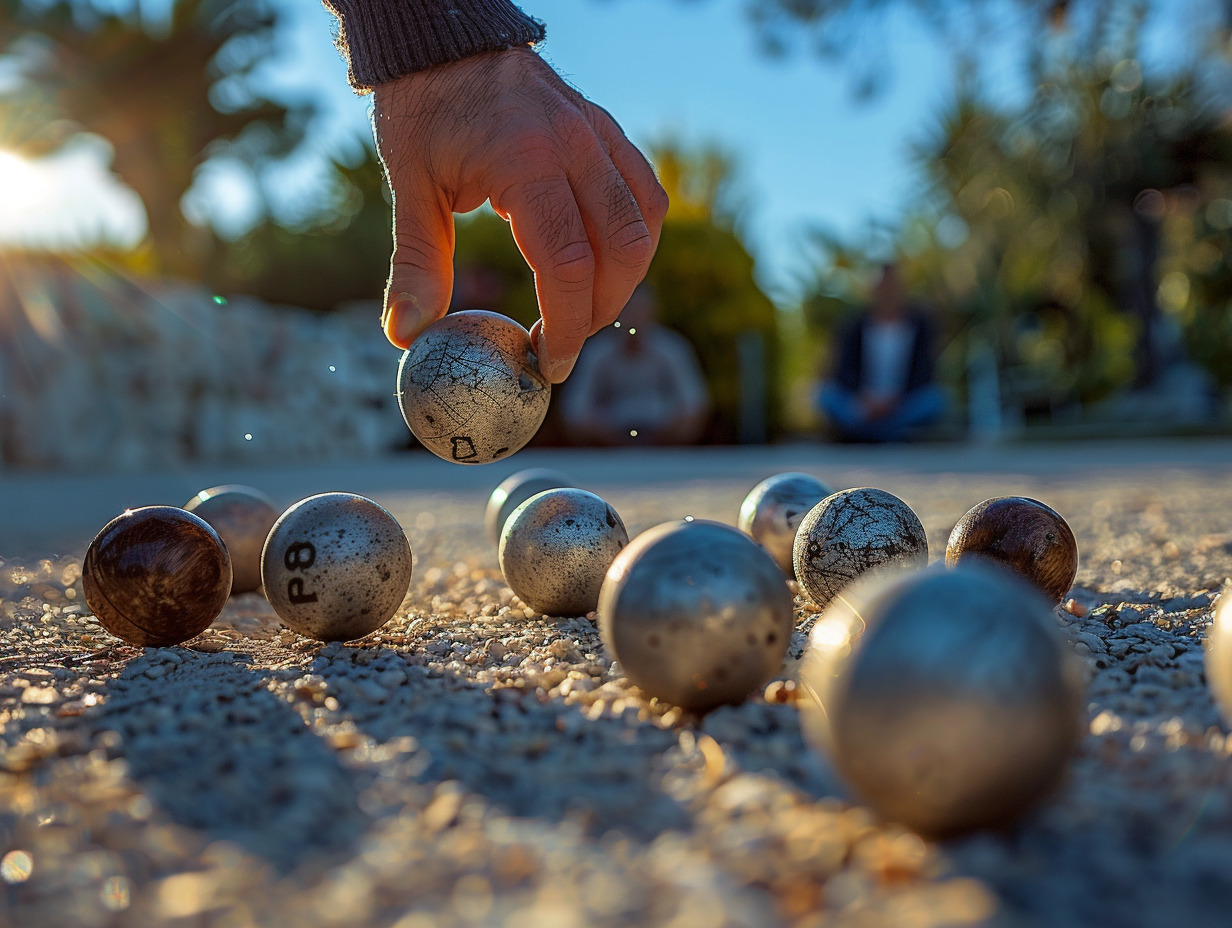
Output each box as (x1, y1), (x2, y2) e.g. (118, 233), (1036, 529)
(262, 493), (412, 642)
(946, 496), (1078, 604)
(793, 487), (928, 607)
(397, 309), (551, 465)
(738, 472), (835, 574)
(83, 506), (232, 647)
(184, 484), (280, 595)
(797, 562), (1084, 836)
(499, 488), (629, 616)
(485, 467), (572, 543)
(599, 519), (795, 711)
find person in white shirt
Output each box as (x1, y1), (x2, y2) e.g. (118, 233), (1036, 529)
(560, 287), (710, 445)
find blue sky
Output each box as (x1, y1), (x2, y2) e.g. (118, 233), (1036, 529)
(0, 0), (1218, 300)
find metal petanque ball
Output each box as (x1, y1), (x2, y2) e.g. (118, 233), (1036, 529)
(261, 493), (412, 642)
(1204, 590), (1232, 726)
(598, 519), (795, 711)
(946, 496), (1078, 605)
(485, 468), (572, 543)
(184, 484), (280, 595)
(793, 487), (928, 607)
(499, 488), (628, 616)
(797, 562), (1084, 837)
(83, 506), (233, 647)
(396, 309), (551, 464)
(738, 472), (835, 575)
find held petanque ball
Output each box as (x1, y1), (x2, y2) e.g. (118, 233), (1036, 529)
(793, 487), (928, 607)
(738, 472), (836, 575)
(83, 506), (233, 647)
(396, 310), (551, 464)
(485, 468), (572, 543)
(946, 496), (1078, 604)
(499, 488), (629, 616)
(797, 562), (1084, 837)
(598, 519), (795, 711)
(184, 484), (280, 595)
(262, 493), (412, 642)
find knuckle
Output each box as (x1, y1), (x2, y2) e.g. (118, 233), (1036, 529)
(644, 183), (670, 224)
(609, 222), (654, 267)
(544, 241), (596, 286)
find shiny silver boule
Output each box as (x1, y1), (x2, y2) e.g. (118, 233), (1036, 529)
(262, 493), (412, 642)
(599, 519), (795, 711)
(738, 472), (835, 574)
(798, 562), (1084, 836)
(184, 484), (280, 594)
(1205, 590), (1232, 725)
(499, 488), (628, 616)
(485, 468), (572, 543)
(396, 310), (551, 464)
(793, 487), (928, 607)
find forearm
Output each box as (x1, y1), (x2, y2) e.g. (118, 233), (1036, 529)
(322, 0), (545, 90)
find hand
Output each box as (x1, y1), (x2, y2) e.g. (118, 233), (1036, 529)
(373, 47), (668, 382)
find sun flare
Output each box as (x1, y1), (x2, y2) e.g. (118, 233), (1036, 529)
(0, 149), (46, 213)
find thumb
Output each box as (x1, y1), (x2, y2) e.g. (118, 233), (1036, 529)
(383, 189), (455, 349)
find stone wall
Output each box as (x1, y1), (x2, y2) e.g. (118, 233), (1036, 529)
(0, 257), (408, 470)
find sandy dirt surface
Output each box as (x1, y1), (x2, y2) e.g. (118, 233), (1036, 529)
(3, 442), (1232, 927)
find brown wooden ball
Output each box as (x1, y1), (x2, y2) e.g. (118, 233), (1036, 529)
(83, 506), (233, 647)
(945, 497), (1078, 604)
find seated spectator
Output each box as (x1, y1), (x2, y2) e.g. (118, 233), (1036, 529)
(818, 263), (945, 442)
(560, 286), (710, 445)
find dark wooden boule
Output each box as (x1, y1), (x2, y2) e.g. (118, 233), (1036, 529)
(83, 506), (232, 647)
(945, 496), (1078, 604)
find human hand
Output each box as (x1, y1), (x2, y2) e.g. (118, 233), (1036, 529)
(373, 47), (668, 383)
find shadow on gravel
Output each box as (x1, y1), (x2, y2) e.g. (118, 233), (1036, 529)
(85, 650), (368, 873)
(309, 648), (692, 840)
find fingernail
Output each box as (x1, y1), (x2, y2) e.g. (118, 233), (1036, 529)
(387, 292), (428, 346)
(542, 351), (578, 383)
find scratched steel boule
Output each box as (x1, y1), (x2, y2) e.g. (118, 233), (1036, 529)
(396, 309), (551, 464)
(184, 484), (280, 595)
(499, 488), (629, 616)
(798, 562), (1084, 836)
(485, 468), (573, 543)
(261, 493), (412, 642)
(793, 487), (928, 607)
(83, 506), (233, 647)
(946, 496), (1079, 604)
(738, 472), (835, 574)
(598, 519), (794, 711)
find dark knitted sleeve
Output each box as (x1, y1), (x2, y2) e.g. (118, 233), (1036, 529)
(322, 0), (546, 91)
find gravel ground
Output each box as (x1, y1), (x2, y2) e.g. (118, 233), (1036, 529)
(3, 444), (1232, 927)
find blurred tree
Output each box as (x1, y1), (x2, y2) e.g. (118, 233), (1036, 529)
(0, 0), (311, 277)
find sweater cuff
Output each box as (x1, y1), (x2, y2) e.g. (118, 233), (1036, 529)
(323, 0), (547, 91)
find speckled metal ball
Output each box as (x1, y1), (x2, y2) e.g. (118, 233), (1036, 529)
(83, 506), (232, 647)
(598, 519), (795, 711)
(798, 562), (1084, 836)
(946, 496), (1078, 604)
(261, 493), (412, 642)
(738, 472), (835, 574)
(396, 310), (551, 464)
(1204, 591), (1232, 726)
(184, 484), (280, 595)
(485, 468), (572, 543)
(499, 488), (629, 616)
(793, 487), (928, 607)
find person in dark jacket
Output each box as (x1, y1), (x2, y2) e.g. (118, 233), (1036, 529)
(818, 263), (945, 442)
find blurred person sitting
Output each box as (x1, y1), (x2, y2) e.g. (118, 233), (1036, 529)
(818, 263), (945, 443)
(559, 287), (710, 445)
